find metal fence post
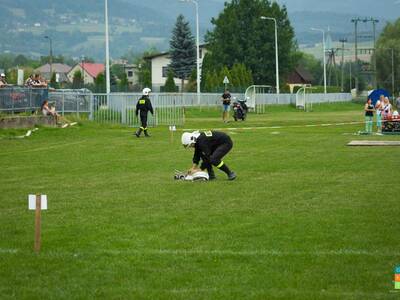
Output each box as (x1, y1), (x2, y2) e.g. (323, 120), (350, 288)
(61, 91), (65, 116)
(76, 96), (80, 118)
(89, 93), (94, 121)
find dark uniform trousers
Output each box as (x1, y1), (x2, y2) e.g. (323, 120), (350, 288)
(139, 111), (148, 130)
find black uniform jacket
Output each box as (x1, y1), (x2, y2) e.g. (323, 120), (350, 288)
(193, 131), (231, 168)
(135, 96), (154, 115)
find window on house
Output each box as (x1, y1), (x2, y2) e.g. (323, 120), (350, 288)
(199, 49), (203, 59)
(162, 66), (169, 78)
(127, 71), (133, 77)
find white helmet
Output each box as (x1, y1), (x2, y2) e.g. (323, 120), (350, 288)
(181, 131), (200, 148)
(142, 87), (151, 96)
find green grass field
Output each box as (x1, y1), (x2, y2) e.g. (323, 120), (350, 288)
(1, 103), (400, 299)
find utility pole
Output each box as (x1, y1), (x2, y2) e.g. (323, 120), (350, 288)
(339, 38), (347, 92)
(44, 36), (53, 81)
(391, 48), (395, 99)
(372, 19), (378, 89)
(351, 19), (359, 93)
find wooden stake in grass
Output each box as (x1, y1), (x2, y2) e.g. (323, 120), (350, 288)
(34, 194), (41, 253)
(28, 194), (47, 254)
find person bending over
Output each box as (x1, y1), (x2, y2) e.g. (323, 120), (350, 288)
(181, 130), (236, 181)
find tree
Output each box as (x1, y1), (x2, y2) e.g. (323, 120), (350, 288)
(111, 64), (125, 80)
(163, 70), (178, 92)
(186, 69), (197, 92)
(295, 52), (323, 86)
(94, 73), (106, 93)
(0, 53), (15, 71)
(230, 63), (253, 91)
(205, 0), (296, 86)
(375, 18), (400, 95)
(118, 73), (129, 92)
(169, 14), (196, 91)
(13, 54), (28, 66)
(72, 70), (83, 89)
(202, 63), (253, 93)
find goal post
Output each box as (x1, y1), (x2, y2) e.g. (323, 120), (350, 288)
(244, 85), (273, 114)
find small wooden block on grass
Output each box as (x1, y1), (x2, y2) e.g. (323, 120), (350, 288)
(347, 141), (400, 146)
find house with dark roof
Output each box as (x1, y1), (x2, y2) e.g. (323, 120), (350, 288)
(287, 66), (314, 93)
(34, 63), (72, 83)
(67, 63), (105, 85)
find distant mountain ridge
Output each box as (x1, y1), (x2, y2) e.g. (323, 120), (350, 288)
(0, 0), (396, 60)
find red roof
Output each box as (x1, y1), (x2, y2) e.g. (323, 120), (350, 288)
(80, 63), (104, 78)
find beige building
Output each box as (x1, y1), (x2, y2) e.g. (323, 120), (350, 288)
(146, 45), (208, 92)
(123, 64), (139, 88)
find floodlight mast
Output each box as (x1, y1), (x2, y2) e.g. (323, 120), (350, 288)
(105, 0), (111, 94)
(311, 27), (327, 94)
(180, 0), (201, 106)
(260, 16), (280, 96)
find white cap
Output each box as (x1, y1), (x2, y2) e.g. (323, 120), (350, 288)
(0, 73), (5, 77)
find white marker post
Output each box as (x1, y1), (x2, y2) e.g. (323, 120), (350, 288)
(28, 194), (47, 253)
(169, 125), (177, 143)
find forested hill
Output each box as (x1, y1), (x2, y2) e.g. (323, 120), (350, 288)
(0, 0), (394, 60)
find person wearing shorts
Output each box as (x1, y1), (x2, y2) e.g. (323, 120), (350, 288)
(221, 89), (231, 123)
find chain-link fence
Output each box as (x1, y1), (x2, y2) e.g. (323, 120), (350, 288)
(0, 87), (49, 113)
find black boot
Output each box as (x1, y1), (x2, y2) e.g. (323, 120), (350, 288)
(144, 129), (150, 137)
(219, 163), (236, 180)
(207, 166), (216, 180)
(135, 128), (143, 138)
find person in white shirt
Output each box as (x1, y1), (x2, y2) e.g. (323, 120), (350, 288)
(375, 95), (384, 132)
(382, 97), (392, 118)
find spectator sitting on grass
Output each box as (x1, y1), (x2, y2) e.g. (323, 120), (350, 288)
(41, 100), (59, 123)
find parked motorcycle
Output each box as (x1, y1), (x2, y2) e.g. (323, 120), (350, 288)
(232, 98), (248, 121)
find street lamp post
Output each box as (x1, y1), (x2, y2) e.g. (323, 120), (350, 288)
(44, 36), (53, 81)
(105, 0), (111, 94)
(261, 16), (280, 96)
(180, 0), (200, 106)
(311, 28), (327, 94)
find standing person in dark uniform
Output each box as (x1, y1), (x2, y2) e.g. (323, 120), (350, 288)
(221, 89), (232, 123)
(135, 87), (154, 137)
(181, 130), (237, 180)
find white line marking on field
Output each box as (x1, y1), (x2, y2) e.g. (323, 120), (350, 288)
(0, 140), (86, 156)
(0, 249), (18, 254)
(2, 248), (395, 257)
(182, 121), (364, 132)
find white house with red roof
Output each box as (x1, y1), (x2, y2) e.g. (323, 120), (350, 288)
(67, 63), (105, 85)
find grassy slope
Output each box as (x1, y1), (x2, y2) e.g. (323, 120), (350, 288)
(1, 103), (400, 299)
